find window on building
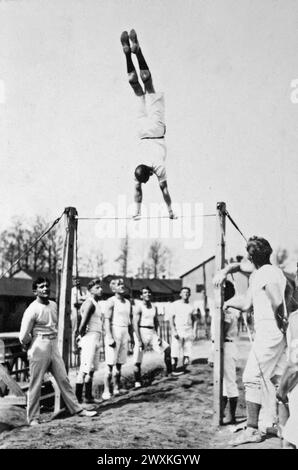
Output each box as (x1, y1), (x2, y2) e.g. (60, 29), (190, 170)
(196, 284), (205, 293)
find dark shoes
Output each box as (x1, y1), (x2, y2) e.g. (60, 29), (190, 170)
(120, 29), (140, 55)
(120, 31), (131, 54)
(129, 29), (140, 54)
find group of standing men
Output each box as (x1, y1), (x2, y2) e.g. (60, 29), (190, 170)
(19, 276), (197, 426)
(74, 279), (196, 401)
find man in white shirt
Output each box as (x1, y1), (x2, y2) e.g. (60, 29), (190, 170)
(277, 273), (298, 449)
(103, 278), (133, 400)
(133, 286), (172, 388)
(170, 287), (196, 372)
(75, 279), (104, 404)
(222, 237), (287, 445)
(120, 29), (176, 220)
(19, 277), (96, 425)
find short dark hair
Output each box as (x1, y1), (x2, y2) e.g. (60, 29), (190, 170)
(246, 236), (273, 266)
(109, 277), (124, 292)
(134, 164), (151, 183)
(180, 286), (191, 294)
(32, 277), (50, 291)
(87, 278), (102, 291)
(224, 280), (235, 302)
(140, 286), (152, 295)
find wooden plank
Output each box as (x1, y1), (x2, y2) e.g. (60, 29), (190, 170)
(213, 202), (226, 426)
(0, 396), (26, 406)
(55, 207), (77, 412)
(0, 364), (25, 397)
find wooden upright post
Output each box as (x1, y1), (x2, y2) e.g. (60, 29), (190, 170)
(213, 202), (226, 426)
(202, 263), (207, 312)
(54, 207), (77, 412)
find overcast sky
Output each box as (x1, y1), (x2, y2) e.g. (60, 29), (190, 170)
(0, 0), (297, 276)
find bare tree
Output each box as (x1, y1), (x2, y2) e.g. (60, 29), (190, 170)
(93, 251), (106, 277)
(28, 216), (48, 272)
(0, 215), (64, 276)
(274, 247), (289, 269)
(44, 222), (64, 274)
(115, 234), (130, 277)
(0, 217), (31, 275)
(147, 240), (171, 278)
(79, 249), (106, 277)
(136, 260), (153, 279)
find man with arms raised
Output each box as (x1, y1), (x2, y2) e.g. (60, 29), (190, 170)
(221, 237), (287, 445)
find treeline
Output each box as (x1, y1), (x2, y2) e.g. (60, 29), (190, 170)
(0, 217), (173, 279)
(0, 216), (63, 276)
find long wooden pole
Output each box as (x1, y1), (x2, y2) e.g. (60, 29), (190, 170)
(213, 202), (226, 426)
(54, 207), (77, 412)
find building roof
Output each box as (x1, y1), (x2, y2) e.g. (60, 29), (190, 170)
(3, 272), (181, 298)
(180, 256), (215, 278)
(0, 278), (56, 298)
(103, 275), (182, 295)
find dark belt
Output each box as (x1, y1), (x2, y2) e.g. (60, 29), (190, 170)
(35, 334), (57, 340)
(224, 339), (234, 343)
(141, 136), (165, 140)
(140, 325), (154, 329)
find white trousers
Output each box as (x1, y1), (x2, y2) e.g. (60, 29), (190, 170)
(27, 337), (81, 423)
(243, 334), (287, 428)
(171, 335), (193, 359)
(283, 384), (298, 447)
(79, 331), (101, 375)
(133, 329), (168, 364)
(223, 342), (239, 398)
(105, 326), (129, 365)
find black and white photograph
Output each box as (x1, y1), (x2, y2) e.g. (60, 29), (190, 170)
(0, 0), (297, 454)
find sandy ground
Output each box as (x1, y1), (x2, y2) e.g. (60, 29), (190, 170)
(0, 335), (282, 449)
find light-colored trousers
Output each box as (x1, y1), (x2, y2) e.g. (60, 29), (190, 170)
(27, 336), (81, 423)
(283, 384), (298, 447)
(243, 333), (287, 428)
(223, 342), (239, 398)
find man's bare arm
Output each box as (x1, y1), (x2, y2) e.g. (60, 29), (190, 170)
(105, 299), (116, 347)
(159, 181), (176, 218)
(224, 289), (253, 312)
(78, 300), (94, 336)
(213, 261), (254, 288)
(133, 304), (143, 346)
(154, 307), (159, 333)
(171, 310), (179, 339)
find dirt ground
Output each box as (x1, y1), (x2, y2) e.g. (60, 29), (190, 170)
(0, 336), (282, 449)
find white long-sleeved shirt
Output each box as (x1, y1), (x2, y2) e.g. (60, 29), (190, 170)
(19, 299), (58, 345)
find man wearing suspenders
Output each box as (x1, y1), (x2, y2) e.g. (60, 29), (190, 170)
(75, 279), (104, 404)
(133, 286), (172, 388)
